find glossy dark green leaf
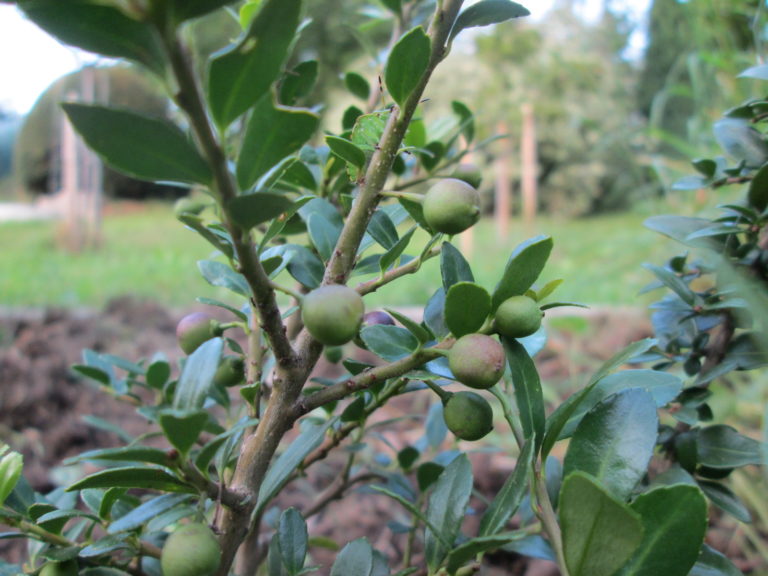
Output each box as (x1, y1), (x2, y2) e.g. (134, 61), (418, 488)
(278, 508), (308, 575)
(425, 402), (448, 450)
(450, 0), (530, 41)
(62, 104), (211, 185)
(644, 216), (721, 250)
(326, 135), (367, 170)
(452, 100), (474, 144)
(440, 242), (474, 291)
(397, 447), (420, 471)
(168, 0), (237, 22)
(689, 544), (745, 576)
(0, 446), (22, 508)
(367, 210), (400, 250)
(20, 1), (165, 74)
(340, 397), (366, 422)
(425, 454), (473, 573)
(280, 161), (317, 192)
(79, 536), (134, 559)
(618, 485), (707, 576)
(196, 297), (248, 322)
(560, 472), (643, 576)
(417, 462), (445, 492)
(492, 235), (553, 311)
(173, 337), (224, 411)
(284, 245), (324, 289)
(385, 26), (431, 107)
(643, 263), (699, 307)
(713, 117), (768, 168)
(306, 213), (340, 262)
(80, 567), (134, 575)
(342, 105), (364, 131)
(330, 538), (373, 576)
(697, 425), (763, 468)
(379, 227), (416, 273)
(108, 494), (192, 534)
(379, 0), (402, 14)
(479, 437), (534, 536)
(71, 364), (110, 386)
(159, 409), (209, 456)
(64, 446), (171, 467)
(399, 195), (430, 231)
(177, 214), (235, 258)
(345, 72), (371, 100)
(446, 531), (526, 575)
(67, 467), (194, 493)
(145, 359), (171, 389)
(501, 534), (555, 562)
(256, 419), (335, 514)
(419, 141), (445, 172)
(424, 288), (449, 339)
(748, 163), (768, 211)
(268, 534), (290, 576)
(503, 337), (545, 452)
(698, 480), (751, 523)
(208, 0), (302, 128)
(385, 308), (432, 344)
(557, 370), (682, 440)
(279, 60), (319, 106)
(361, 325), (420, 362)
(444, 282), (491, 337)
(227, 193), (295, 231)
(563, 388), (658, 500)
(198, 260), (251, 297)
(237, 97), (320, 190)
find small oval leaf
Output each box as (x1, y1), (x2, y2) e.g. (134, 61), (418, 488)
(385, 26), (431, 107)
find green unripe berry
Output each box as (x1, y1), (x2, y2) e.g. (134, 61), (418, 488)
(443, 391), (494, 441)
(39, 560), (78, 576)
(213, 356), (245, 388)
(323, 346), (344, 364)
(422, 178), (481, 235)
(161, 523), (221, 576)
(451, 163), (483, 189)
(302, 285), (365, 346)
(448, 334), (506, 389)
(494, 295), (543, 339)
(176, 312), (222, 355)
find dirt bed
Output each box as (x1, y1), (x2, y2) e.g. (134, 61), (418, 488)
(0, 297), (758, 574)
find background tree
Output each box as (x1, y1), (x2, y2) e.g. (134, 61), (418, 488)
(465, 1), (654, 215)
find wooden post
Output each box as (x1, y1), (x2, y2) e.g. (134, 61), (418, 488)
(58, 67), (104, 251)
(60, 90), (81, 251)
(521, 103), (538, 228)
(494, 121), (511, 241)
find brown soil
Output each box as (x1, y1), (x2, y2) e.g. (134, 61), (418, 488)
(0, 297), (760, 575)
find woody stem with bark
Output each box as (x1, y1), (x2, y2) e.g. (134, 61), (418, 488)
(158, 2), (466, 574)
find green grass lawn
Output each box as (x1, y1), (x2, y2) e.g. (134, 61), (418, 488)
(0, 201), (677, 310)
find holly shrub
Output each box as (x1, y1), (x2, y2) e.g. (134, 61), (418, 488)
(0, 1), (765, 575)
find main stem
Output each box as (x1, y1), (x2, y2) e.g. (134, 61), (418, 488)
(160, 2), (467, 574)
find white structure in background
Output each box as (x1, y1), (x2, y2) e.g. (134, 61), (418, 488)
(54, 66), (106, 250)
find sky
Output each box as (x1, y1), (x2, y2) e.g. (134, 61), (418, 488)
(0, 0), (650, 116)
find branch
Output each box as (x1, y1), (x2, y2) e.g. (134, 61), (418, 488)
(297, 347), (446, 415)
(161, 31), (297, 370)
(320, 0), (466, 287)
(357, 245), (442, 296)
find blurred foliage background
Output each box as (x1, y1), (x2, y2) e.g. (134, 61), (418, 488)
(1, 0), (766, 210)
(1, 0), (767, 298)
